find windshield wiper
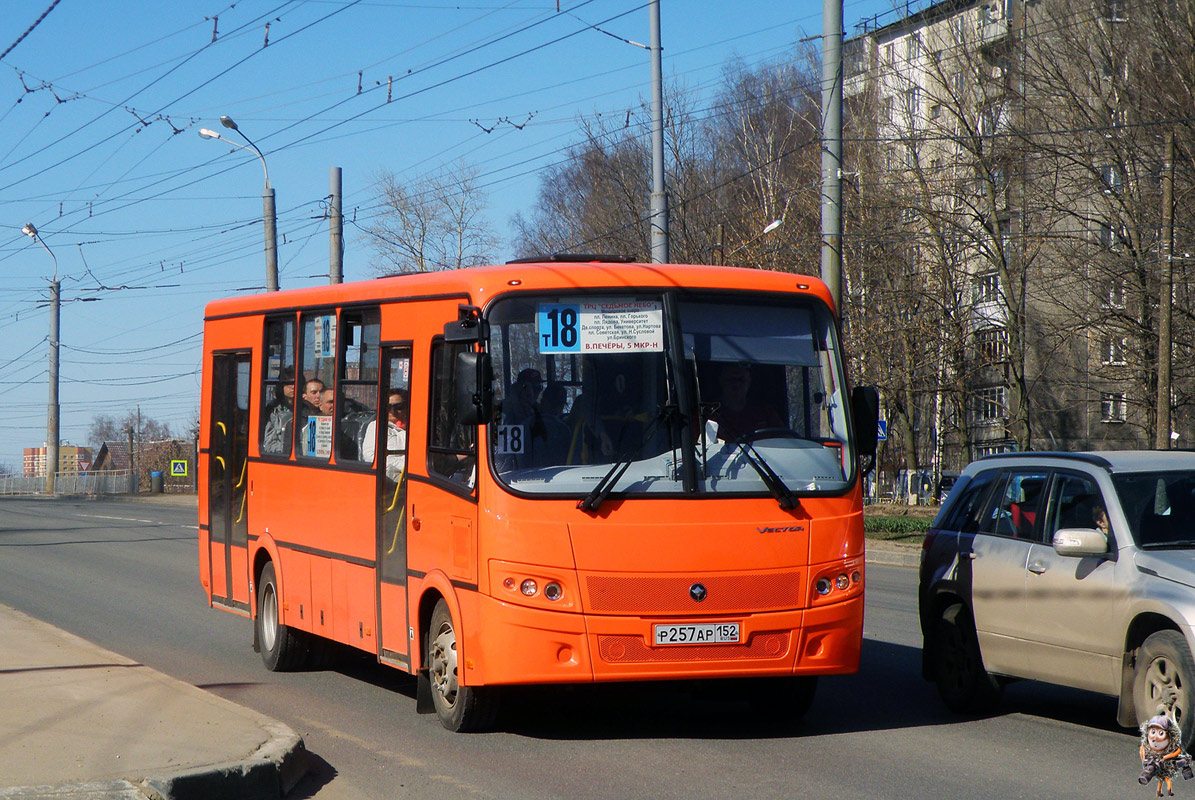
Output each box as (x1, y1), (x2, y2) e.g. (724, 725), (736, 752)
(732, 439), (800, 511)
(578, 406), (674, 513)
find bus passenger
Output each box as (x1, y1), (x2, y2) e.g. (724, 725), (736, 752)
(261, 370), (295, 455)
(363, 390), (408, 482)
(318, 388), (335, 416)
(301, 379), (325, 416)
(504, 368), (543, 426)
(531, 382), (571, 466)
(709, 363), (782, 442)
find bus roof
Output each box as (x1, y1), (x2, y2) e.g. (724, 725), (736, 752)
(203, 261), (833, 320)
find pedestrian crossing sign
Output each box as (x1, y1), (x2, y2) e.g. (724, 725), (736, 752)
(170, 460), (188, 477)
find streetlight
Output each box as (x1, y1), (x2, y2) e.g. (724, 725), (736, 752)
(22, 222), (59, 495)
(717, 219), (784, 266)
(199, 116), (279, 292)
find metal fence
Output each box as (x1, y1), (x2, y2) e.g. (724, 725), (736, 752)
(0, 470), (135, 496)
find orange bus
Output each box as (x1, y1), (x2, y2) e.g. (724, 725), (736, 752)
(199, 256), (878, 731)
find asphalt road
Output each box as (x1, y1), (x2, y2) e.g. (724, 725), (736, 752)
(0, 496), (1145, 799)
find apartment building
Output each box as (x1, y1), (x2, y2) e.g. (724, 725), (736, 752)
(842, 0), (1188, 478)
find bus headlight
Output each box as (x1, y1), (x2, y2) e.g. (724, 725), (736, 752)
(490, 561), (578, 611)
(810, 557), (865, 606)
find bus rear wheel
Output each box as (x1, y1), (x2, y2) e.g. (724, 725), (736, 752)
(427, 599), (498, 732)
(256, 561), (309, 671)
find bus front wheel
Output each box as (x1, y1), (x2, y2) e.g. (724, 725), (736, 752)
(256, 561), (309, 671)
(427, 599), (498, 732)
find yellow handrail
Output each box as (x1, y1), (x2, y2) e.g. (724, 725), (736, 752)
(384, 469), (407, 556)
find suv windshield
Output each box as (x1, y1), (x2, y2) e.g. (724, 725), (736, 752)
(486, 291), (853, 498)
(1113, 470), (1195, 548)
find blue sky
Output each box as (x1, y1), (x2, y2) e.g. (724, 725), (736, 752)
(0, 0), (905, 472)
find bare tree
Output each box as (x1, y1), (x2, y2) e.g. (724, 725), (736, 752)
(364, 161), (499, 274)
(89, 411), (172, 449)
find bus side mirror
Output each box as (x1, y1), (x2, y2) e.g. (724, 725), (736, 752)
(444, 305), (487, 343)
(852, 386), (879, 458)
(455, 351), (492, 426)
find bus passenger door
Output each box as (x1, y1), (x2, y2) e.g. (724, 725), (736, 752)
(207, 351), (252, 612)
(377, 346), (413, 668)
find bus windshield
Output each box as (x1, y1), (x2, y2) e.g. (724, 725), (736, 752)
(488, 291), (853, 498)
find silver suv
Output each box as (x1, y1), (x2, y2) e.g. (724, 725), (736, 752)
(920, 451), (1195, 741)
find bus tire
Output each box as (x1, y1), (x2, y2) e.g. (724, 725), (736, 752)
(256, 561), (309, 672)
(427, 598), (498, 732)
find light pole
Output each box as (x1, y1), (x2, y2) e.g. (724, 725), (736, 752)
(22, 223), (59, 495)
(648, 0), (668, 264)
(199, 116), (279, 292)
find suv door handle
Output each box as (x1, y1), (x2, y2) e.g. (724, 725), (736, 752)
(1028, 561), (1047, 574)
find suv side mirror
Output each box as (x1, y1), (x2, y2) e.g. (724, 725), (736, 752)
(1053, 527), (1110, 557)
(852, 386), (880, 458)
(454, 351), (492, 425)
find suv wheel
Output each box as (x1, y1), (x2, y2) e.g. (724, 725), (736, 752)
(1134, 631), (1195, 747)
(933, 603), (1001, 714)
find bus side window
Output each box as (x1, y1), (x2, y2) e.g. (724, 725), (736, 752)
(336, 309), (380, 463)
(260, 315), (296, 457)
(297, 312), (337, 462)
(428, 339), (477, 489)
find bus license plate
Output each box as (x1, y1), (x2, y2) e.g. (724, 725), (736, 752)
(653, 622), (740, 646)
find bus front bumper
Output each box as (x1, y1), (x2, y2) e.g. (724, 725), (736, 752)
(466, 593), (863, 686)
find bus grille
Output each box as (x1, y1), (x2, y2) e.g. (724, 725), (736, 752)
(584, 572), (802, 614)
(597, 632), (790, 663)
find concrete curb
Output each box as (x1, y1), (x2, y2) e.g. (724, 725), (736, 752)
(865, 540), (922, 569)
(139, 722), (308, 800)
(0, 781), (146, 800)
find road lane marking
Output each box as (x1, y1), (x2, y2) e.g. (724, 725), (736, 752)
(77, 514), (198, 530)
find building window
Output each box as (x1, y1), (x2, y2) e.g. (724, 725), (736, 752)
(975, 386), (1007, 424)
(1100, 392), (1126, 422)
(975, 272), (1000, 304)
(1099, 0), (1128, 23)
(1098, 221), (1126, 251)
(1101, 334), (1127, 365)
(906, 34), (920, 62)
(975, 328), (1007, 362)
(1101, 164), (1124, 194)
(1103, 277), (1126, 309)
(975, 441), (1015, 459)
(979, 101), (1008, 136)
(904, 86), (920, 129)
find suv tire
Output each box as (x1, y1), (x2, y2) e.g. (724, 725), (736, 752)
(1134, 631), (1195, 747)
(933, 603), (1001, 714)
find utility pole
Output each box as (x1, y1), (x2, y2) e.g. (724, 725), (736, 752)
(821, 0), (844, 311)
(1156, 131), (1175, 449)
(22, 223), (59, 495)
(648, 0), (669, 264)
(47, 278), (59, 494)
(330, 167), (343, 284)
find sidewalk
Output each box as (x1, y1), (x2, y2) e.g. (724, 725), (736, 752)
(865, 537), (922, 569)
(0, 605), (307, 800)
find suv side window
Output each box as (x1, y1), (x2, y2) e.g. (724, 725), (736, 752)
(987, 470), (1050, 541)
(1044, 471), (1109, 542)
(941, 469), (1000, 533)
